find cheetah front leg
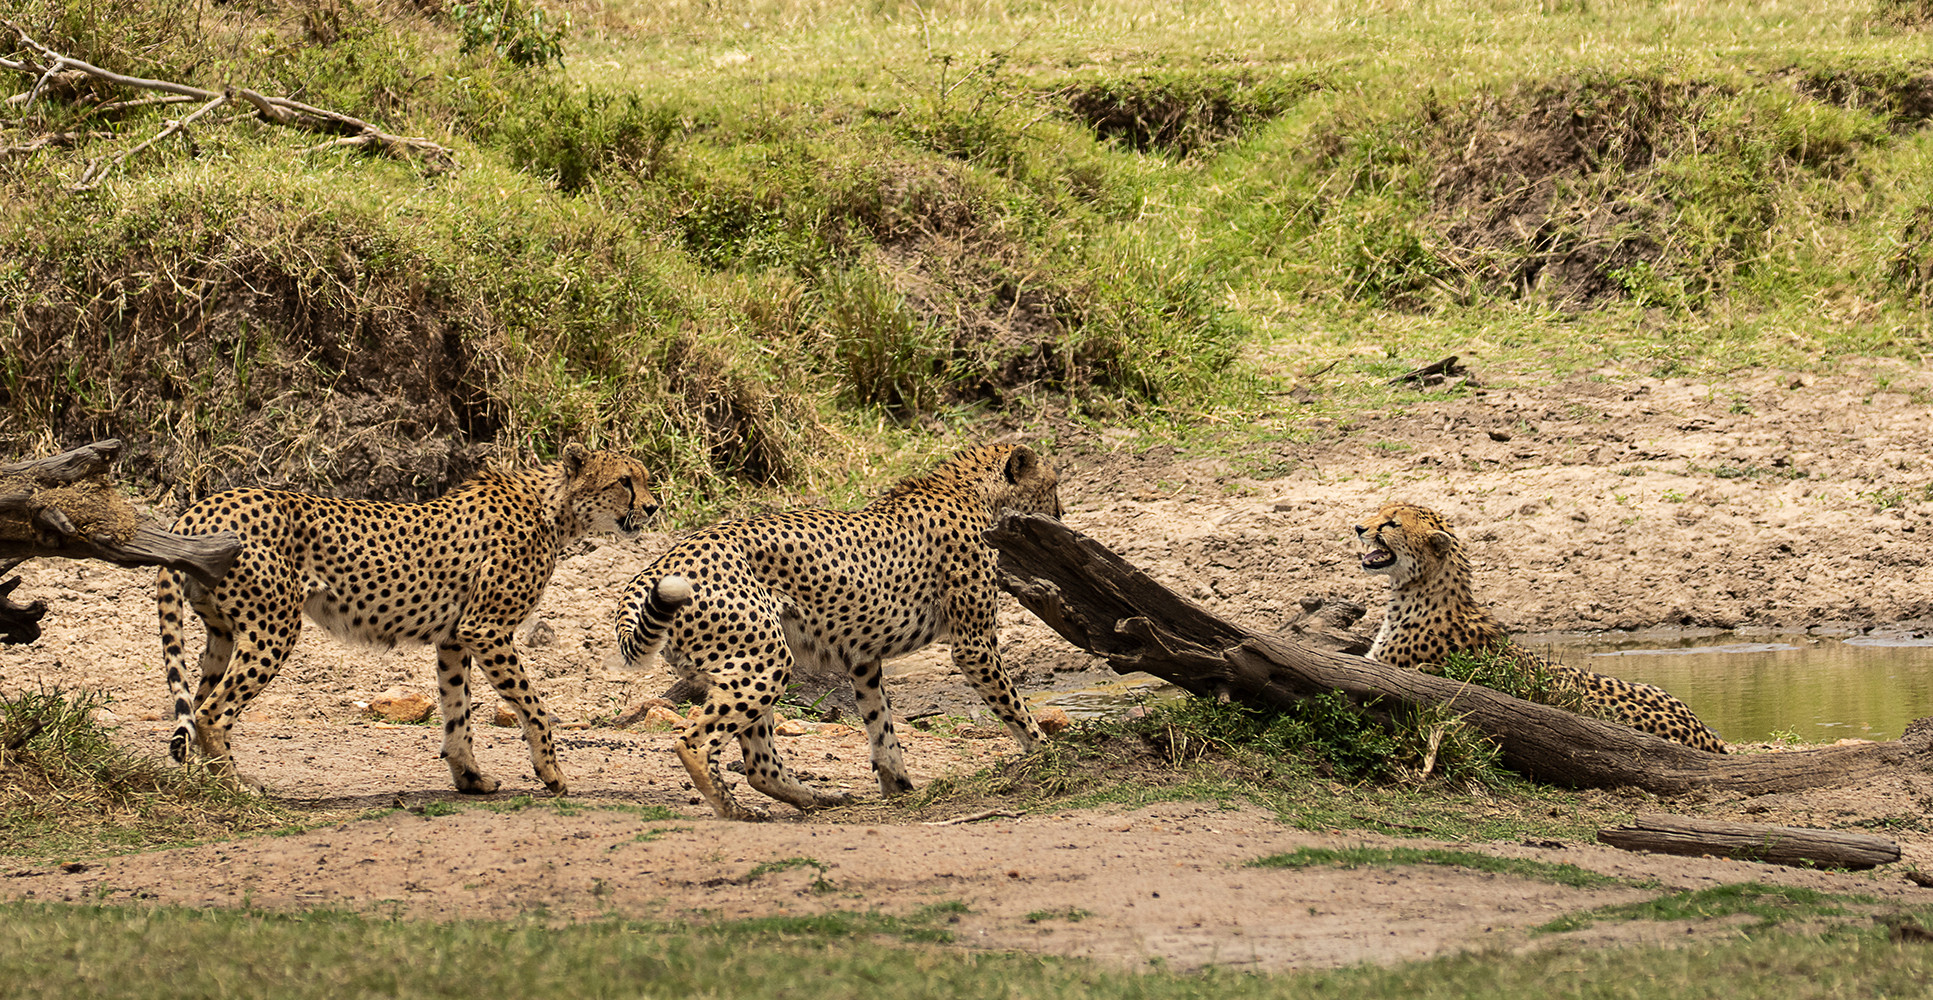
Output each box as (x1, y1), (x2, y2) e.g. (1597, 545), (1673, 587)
(461, 627), (568, 796)
(434, 643), (500, 794)
(849, 657), (913, 795)
(949, 634), (1046, 753)
(943, 581), (1046, 753)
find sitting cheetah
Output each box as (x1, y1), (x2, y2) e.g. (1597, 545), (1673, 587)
(1355, 501), (1726, 753)
(614, 442), (1061, 820)
(156, 444), (660, 794)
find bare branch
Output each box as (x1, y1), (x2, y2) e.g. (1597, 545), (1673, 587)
(2, 19), (456, 176)
(71, 91), (227, 192)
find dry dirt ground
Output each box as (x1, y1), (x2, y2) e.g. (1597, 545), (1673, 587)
(4, 363), (1933, 971)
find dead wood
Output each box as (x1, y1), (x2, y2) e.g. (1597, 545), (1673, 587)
(1598, 813), (1901, 869)
(1386, 355), (1467, 386)
(988, 511), (1933, 796)
(0, 441), (240, 633)
(3, 21), (455, 186)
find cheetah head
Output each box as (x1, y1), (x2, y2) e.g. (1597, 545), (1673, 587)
(1355, 501), (1458, 588)
(987, 443), (1063, 520)
(560, 444), (660, 537)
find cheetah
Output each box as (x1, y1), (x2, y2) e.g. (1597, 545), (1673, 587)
(1355, 501), (1726, 753)
(614, 442), (1061, 820)
(156, 444), (660, 794)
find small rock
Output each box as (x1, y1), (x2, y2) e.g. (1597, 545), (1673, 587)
(492, 704), (519, 728)
(1488, 429), (1511, 442)
(639, 706), (685, 731)
(367, 692), (434, 724)
(775, 718), (814, 736)
(521, 619), (555, 649)
(1036, 706), (1074, 735)
(612, 696), (677, 727)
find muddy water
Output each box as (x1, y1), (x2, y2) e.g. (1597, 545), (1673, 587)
(1033, 632), (1933, 746)
(1536, 632), (1933, 744)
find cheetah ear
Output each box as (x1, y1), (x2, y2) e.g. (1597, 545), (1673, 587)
(1426, 530), (1456, 555)
(1003, 445), (1040, 485)
(563, 443), (590, 474)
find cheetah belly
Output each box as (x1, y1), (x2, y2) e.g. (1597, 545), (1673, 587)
(298, 545), (470, 650)
(763, 570), (952, 671)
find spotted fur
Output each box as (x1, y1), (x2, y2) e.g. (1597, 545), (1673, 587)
(156, 444), (660, 794)
(614, 442), (1061, 820)
(1356, 501), (1726, 753)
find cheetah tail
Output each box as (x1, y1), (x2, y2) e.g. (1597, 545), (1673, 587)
(155, 567), (198, 764)
(614, 574), (694, 670)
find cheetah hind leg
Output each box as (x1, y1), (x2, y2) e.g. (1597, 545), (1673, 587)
(849, 658), (914, 795)
(435, 644), (501, 795)
(190, 616), (296, 789)
(676, 716), (769, 822)
(736, 711), (854, 811)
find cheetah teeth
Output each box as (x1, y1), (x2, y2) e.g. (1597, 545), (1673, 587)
(1360, 547), (1395, 570)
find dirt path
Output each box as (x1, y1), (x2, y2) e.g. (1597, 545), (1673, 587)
(3, 363), (1933, 969)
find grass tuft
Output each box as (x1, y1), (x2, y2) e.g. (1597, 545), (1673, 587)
(1250, 846), (1626, 889)
(0, 687), (284, 859)
(1536, 883), (1861, 934)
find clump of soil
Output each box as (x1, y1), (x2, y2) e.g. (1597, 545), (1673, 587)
(1061, 71), (1320, 158)
(0, 476), (137, 544)
(1784, 61), (1933, 129)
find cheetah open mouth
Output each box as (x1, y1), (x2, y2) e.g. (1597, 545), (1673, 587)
(1360, 546), (1395, 571)
(618, 510), (652, 535)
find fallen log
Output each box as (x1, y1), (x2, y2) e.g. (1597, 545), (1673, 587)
(1598, 814), (1901, 870)
(0, 441), (240, 643)
(988, 511), (1933, 797)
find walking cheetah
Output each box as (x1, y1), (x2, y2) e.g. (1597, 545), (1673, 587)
(614, 442), (1061, 820)
(1356, 501), (1726, 752)
(156, 444), (660, 794)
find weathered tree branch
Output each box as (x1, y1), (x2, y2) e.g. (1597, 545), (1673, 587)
(1597, 814), (1900, 870)
(0, 440), (240, 632)
(989, 511), (1933, 796)
(3, 20), (456, 181)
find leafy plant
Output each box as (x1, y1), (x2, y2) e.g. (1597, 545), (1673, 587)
(452, 0), (568, 69)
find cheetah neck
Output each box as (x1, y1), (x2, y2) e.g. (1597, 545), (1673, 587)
(1369, 549), (1509, 668)
(500, 462), (583, 543)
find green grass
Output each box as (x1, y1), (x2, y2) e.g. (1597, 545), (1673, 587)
(6, 0), (1933, 512)
(5, 898), (1933, 999)
(1536, 882), (1869, 934)
(1250, 846), (1630, 889)
(896, 696), (1627, 842)
(0, 688), (288, 860)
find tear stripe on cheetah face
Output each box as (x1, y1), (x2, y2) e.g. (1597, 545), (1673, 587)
(1355, 501), (1726, 754)
(614, 442), (1061, 821)
(156, 444), (660, 796)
